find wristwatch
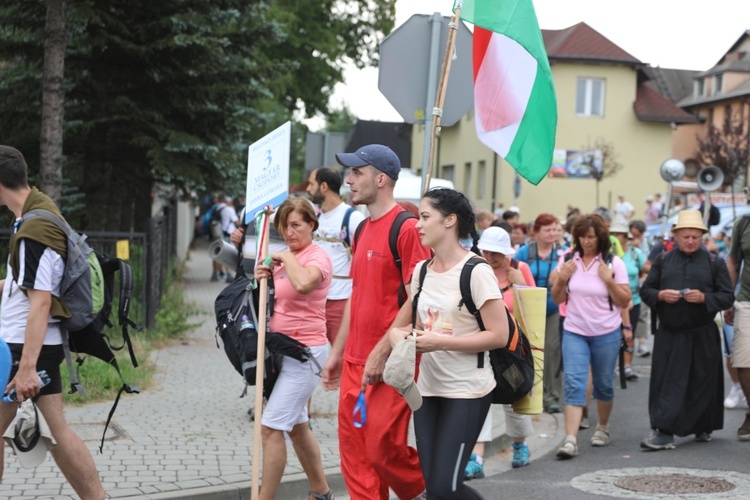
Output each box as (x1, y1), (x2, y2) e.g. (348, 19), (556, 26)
(622, 325), (632, 330)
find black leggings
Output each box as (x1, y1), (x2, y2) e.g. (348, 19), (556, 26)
(414, 393), (492, 499)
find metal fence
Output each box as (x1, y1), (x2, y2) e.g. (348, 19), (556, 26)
(0, 205), (177, 331)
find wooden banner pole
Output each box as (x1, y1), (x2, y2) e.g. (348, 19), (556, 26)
(251, 208), (271, 499)
(424, 5), (462, 195)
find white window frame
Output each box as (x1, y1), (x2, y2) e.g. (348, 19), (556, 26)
(713, 74), (723, 96)
(477, 160), (486, 200)
(442, 165), (455, 183)
(575, 77), (605, 117)
(694, 78), (705, 98)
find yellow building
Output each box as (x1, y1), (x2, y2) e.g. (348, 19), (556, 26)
(411, 22), (697, 221)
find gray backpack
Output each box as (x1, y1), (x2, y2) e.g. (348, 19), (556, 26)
(20, 209), (141, 451)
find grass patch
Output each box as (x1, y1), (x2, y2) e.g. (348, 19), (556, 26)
(62, 259), (201, 405)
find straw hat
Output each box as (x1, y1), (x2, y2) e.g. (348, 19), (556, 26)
(609, 221), (630, 235)
(671, 209), (708, 233)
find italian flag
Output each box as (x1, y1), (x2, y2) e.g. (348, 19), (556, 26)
(457, 0), (557, 185)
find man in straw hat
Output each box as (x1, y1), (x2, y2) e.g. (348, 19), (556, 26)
(639, 210), (734, 450)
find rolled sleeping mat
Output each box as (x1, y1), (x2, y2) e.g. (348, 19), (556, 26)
(208, 239), (240, 271)
(511, 286), (547, 416)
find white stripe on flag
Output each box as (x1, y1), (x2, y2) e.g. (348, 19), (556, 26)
(475, 32), (537, 157)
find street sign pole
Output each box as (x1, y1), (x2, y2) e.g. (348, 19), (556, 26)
(420, 12), (443, 195)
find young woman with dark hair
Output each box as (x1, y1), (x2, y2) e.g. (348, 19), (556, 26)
(387, 188), (509, 498)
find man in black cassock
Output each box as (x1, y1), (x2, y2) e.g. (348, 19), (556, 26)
(639, 210), (734, 450)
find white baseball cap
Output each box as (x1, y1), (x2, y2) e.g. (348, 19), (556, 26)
(477, 227), (516, 256)
(3, 400), (56, 468)
(383, 335), (422, 411)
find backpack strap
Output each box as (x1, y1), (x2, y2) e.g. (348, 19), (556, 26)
(390, 211), (417, 271)
(527, 242), (537, 261)
(412, 259), (432, 330)
(458, 257), (488, 330)
(604, 252), (615, 311)
(457, 257), (519, 369)
(341, 206), (355, 248)
(510, 258), (519, 269)
(391, 211), (418, 307)
(353, 210), (416, 307)
(630, 247), (641, 273)
(352, 218), (366, 249)
(117, 259), (142, 367)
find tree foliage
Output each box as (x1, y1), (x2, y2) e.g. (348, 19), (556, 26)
(0, 0), (395, 231)
(696, 101), (750, 186)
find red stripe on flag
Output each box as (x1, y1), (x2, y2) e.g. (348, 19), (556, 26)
(473, 27), (492, 82)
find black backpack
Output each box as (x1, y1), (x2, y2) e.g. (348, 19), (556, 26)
(214, 273), (322, 398)
(353, 210), (417, 307)
(413, 256), (535, 404)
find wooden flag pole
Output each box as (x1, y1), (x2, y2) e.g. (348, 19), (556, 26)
(424, 4), (462, 195)
(251, 208), (271, 500)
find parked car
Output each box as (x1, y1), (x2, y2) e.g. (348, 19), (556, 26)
(646, 204), (750, 241)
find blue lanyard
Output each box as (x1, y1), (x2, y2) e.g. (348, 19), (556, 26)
(534, 250), (554, 289)
(353, 391), (367, 428)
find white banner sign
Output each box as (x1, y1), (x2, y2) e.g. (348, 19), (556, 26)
(686, 193), (745, 206)
(245, 121), (291, 223)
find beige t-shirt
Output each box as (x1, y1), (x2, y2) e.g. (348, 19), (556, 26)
(410, 253), (501, 399)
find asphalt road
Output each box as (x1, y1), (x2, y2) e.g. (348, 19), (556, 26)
(472, 352), (750, 499)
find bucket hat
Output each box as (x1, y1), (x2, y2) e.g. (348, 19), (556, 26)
(477, 227), (516, 255)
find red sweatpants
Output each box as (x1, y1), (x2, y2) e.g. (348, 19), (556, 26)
(338, 360), (424, 500)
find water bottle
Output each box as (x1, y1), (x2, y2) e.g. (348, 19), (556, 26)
(3, 370), (52, 403)
(239, 315), (254, 335)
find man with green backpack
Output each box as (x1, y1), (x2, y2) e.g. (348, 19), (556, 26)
(0, 146), (105, 499)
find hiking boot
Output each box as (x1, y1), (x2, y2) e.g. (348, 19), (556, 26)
(464, 454), (485, 480)
(695, 432), (712, 442)
(591, 425), (610, 446)
(309, 490), (334, 500)
(556, 437), (578, 459)
(624, 365), (639, 381)
(636, 343), (651, 357)
(511, 442), (530, 468)
(738, 413), (750, 441)
(725, 385), (748, 409)
(641, 429), (675, 450)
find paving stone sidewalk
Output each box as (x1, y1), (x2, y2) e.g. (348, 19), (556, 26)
(0, 238), (557, 499)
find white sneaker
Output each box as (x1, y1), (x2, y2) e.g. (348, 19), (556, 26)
(725, 385), (747, 409)
(636, 343), (651, 357)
